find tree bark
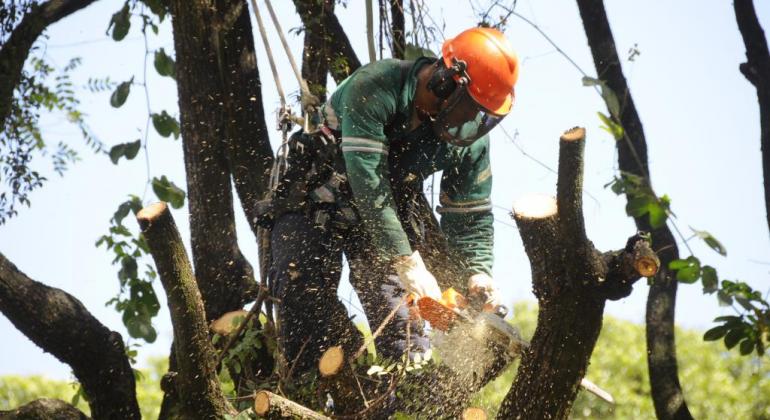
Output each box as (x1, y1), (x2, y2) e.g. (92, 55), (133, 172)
(137, 202), (234, 419)
(0, 252), (140, 420)
(0, 398), (89, 419)
(164, 1), (266, 414)
(0, 0), (97, 132)
(292, 0), (361, 84)
(169, 0), (259, 323)
(574, 2), (692, 418)
(216, 0), (275, 239)
(496, 128), (657, 419)
(734, 0), (770, 238)
(390, 0), (405, 59)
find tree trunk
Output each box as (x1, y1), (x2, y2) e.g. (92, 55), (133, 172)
(734, 0), (770, 238)
(0, 252), (140, 419)
(496, 128), (658, 419)
(390, 0), (405, 59)
(169, 0), (258, 322)
(574, 2), (692, 418)
(292, 0), (361, 84)
(137, 202), (234, 419)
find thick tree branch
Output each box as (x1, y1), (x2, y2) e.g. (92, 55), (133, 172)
(497, 127), (655, 418)
(169, 0), (257, 321)
(575, 1), (691, 418)
(0, 398), (89, 419)
(292, 0), (361, 83)
(557, 127), (587, 246)
(137, 202), (234, 419)
(0, 252), (140, 419)
(390, 0), (405, 59)
(734, 0), (770, 238)
(0, 0), (96, 130)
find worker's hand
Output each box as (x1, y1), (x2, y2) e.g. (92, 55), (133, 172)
(467, 273), (503, 309)
(392, 251), (442, 301)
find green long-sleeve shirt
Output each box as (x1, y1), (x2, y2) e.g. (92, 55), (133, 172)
(322, 57), (494, 277)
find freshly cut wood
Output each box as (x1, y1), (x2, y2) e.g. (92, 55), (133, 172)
(316, 345), (366, 414)
(632, 240), (659, 277)
(210, 310), (249, 336)
(253, 390), (330, 419)
(318, 345), (345, 377)
(462, 407), (487, 420)
(512, 194), (557, 219)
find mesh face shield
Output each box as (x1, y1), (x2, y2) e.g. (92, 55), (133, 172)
(431, 86), (505, 147)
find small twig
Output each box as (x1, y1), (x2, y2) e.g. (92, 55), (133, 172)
(351, 298), (406, 361)
(284, 337), (310, 385)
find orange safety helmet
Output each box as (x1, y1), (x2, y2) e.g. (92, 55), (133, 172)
(441, 27), (519, 116)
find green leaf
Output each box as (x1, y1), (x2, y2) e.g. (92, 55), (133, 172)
(717, 289), (733, 306)
(152, 176), (186, 208)
(108, 139), (141, 164)
(140, 0), (167, 21)
(597, 112), (624, 140)
(151, 111), (180, 139)
(154, 48), (176, 79)
(647, 200), (668, 229)
(127, 317), (157, 343)
(691, 228), (727, 257)
(668, 256), (700, 283)
(113, 203), (131, 225)
(108, 3), (131, 41)
(724, 328), (745, 349)
(739, 338), (755, 355)
(701, 265), (718, 294)
(703, 325), (728, 341)
(120, 256), (138, 281)
(110, 77), (133, 108)
(626, 195), (651, 218)
(602, 86), (621, 119)
(404, 43), (436, 60)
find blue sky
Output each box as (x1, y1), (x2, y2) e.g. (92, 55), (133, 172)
(1, 0), (769, 380)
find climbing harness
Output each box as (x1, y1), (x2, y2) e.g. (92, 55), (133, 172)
(248, 0), (318, 191)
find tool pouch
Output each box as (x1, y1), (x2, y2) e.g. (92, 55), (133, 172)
(254, 127), (360, 231)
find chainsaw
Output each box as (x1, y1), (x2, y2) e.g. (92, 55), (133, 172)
(413, 288), (614, 404)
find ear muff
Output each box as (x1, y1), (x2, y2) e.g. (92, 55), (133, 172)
(426, 61), (458, 99)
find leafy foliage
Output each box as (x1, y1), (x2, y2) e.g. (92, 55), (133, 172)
(96, 196), (161, 343)
(0, 357), (167, 419)
(1, 55), (102, 224)
(107, 2), (131, 41)
(109, 139), (141, 164)
(474, 303), (770, 419)
(605, 172), (669, 229)
(110, 77), (133, 108)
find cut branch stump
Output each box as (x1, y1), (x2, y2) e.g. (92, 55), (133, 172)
(137, 202), (234, 418)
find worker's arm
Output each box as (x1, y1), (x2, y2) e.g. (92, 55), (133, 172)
(438, 136), (494, 279)
(337, 69), (412, 262)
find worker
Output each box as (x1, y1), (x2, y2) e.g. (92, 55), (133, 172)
(266, 27), (518, 386)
